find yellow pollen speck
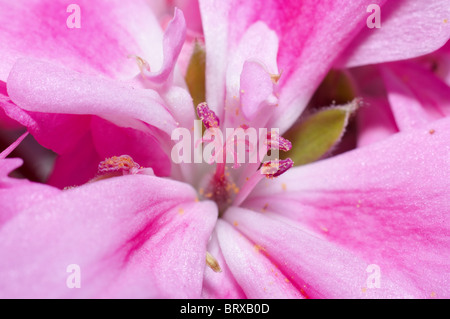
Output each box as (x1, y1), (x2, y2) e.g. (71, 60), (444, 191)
(195, 197), (199, 202)
(254, 244), (266, 254)
(444, 19), (448, 23)
(233, 221), (238, 226)
(281, 183), (287, 191)
(241, 89), (245, 94)
(262, 203), (269, 212)
(362, 287), (367, 293)
(320, 226), (329, 233)
(178, 208), (184, 215)
(285, 278), (290, 283)
(429, 129), (435, 135)
(270, 72), (282, 84)
(431, 291), (437, 298)
(263, 287), (267, 292)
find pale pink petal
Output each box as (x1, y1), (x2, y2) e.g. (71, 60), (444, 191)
(141, 8), (186, 87)
(0, 0), (164, 81)
(161, 86), (196, 130)
(224, 22), (279, 125)
(201, 231), (246, 299)
(7, 59), (178, 135)
(215, 220), (303, 299)
(245, 117), (450, 298)
(199, 0), (387, 132)
(239, 61), (276, 122)
(339, 0), (450, 68)
(380, 62), (450, 130)
(0, 174), (218, 298)
(222, 207), (417, 298)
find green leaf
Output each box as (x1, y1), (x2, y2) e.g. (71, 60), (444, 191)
(283, 101), (359, 166)
(185, 41), (206, 107)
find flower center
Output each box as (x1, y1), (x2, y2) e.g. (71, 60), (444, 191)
(196, 102), (293, 214)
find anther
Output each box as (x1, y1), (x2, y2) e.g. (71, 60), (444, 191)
(261, 158), (294, 178)
(266, 130), (292, 152)
(98, 155), (141, 175)
(197, 102), (220, 129)
(206, 252), (222, 273)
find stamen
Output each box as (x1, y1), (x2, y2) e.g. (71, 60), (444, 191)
(98, 155), (141, 175)
(206, 252), (222, 273)
(128, 54), (150, 73)
(197, 102), (220, 129)
(261, 158), (294, 178)
(266, 131), (292, 152)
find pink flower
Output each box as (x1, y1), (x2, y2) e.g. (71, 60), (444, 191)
(0, 0), (449, 299)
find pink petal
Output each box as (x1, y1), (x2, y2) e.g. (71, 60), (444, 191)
(224, 22), (279, 125)
(45, 134), (100, 188)
(0, 82), (21, 129)
(239, 61), (276, 122)
(161, 86), (196, 130)
(0, 158), (60, 225)
(215, 220), (304, 299)
(339, 0), (450, 68)
(141, 8), (186, 87)
(0, 0), (163, 81)
(222, 207), (416, 298)
(245, 117), (450, 298)
(199, 0), (387, 132)
(201, 230), (246, 299)
(380, 62), (450, 130)
(357, 97), (399, 147)
(2, 105), (171, 188)
(0, 174), (218, 298)
(7, 59), (178, 134)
